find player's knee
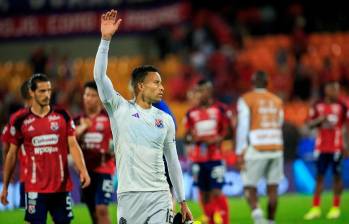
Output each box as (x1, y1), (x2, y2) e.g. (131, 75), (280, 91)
(96, 205), (109, 217)
(268, 194), (278, 204)
(333, 175), (342, 182)
(316, 175), (324, 182)
(211, 189), (223, 197)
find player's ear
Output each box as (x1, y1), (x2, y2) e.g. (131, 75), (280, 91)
(29, 89), (35, 98)
(137, 82), (144, 91)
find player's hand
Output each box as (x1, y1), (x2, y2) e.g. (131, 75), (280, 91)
(101, 9), (122, 40)
(0, 188), (9, 205)
(180, 201), (193, 222)
(80, 171), (91, 188)
(343, 150), (349, 158)
(80, 118), (92, 129)
(236, 154), (245, 171)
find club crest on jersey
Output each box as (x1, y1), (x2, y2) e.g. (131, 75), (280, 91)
(96, 122), (104, 131)
(155, 119), (164, 128)
(50, 122), (59, 131)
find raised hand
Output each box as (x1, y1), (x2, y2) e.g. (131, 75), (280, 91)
(101, 9), (122, 40)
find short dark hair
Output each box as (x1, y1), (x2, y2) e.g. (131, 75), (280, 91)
(84, 81), (98, 91)
(252, 70), (268, 88)
(319, 80), (339, 98)
(20, 80), (31, 100)
(29, 73), (50, 91)
(131, 65), (159, 91)
(196, 79), (213, 87)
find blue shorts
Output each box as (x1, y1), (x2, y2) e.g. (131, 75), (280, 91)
(316, 153), (342, 177)
(192, 160), (226, 191)
(25, 192), (73, 224)
(81, 172), (114, 207)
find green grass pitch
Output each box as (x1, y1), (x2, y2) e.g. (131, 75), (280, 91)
(0, 192), (348, 223)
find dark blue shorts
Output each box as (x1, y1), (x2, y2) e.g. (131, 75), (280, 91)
(25, 192), (73, 224)
(316, 153), (342, 176)
(19, 182), (25, 208)
(192, 160), (226, 191)
(81, 172), (114, 207)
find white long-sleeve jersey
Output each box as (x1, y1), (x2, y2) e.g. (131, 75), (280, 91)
(93, 39), (185, 202)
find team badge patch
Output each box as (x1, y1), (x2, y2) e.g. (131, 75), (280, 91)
(28, 204), (36, 214)
(96, 122), (104, 131)
(155, 119), (164, 128)
(50, 122), (59, 131)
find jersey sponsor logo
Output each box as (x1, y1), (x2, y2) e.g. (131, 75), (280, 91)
(34, 146), (58, 155)
(24, 117), (35, 125)
(83, 132), (103, 143)
(194, 120), (217, 136)
(28, 199), (36, 205)
(32, 134), (59, 146)
(48, 114), (60, 121)
(96, 116), (108, 122)
(28, 192), (38, 199)
(155, 118), (164, 128)
(132, 113), (140, 118)
(50, 122), (59, 131)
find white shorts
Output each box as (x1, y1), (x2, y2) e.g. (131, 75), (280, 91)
(241, 156), (284, 187)
(117, 190), (173, 224)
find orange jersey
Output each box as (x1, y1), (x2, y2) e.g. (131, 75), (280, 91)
(241, 89), (283, 152)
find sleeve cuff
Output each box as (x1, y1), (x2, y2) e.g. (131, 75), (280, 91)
(100, 39), (111, 48)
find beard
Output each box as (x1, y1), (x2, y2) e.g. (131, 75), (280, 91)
(36, 97), (50, 107)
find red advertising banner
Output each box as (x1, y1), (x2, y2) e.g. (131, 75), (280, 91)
(0, 2), (190, 39)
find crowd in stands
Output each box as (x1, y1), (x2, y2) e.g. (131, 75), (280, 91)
(1, 2), (349, 163)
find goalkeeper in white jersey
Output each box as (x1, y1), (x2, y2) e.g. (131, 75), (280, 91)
(93, 9), (193, 224)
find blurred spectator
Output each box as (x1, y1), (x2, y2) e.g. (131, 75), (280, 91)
(29, 47), (48, 74)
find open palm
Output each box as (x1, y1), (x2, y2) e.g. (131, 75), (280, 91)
(101, 9), (122, 39)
